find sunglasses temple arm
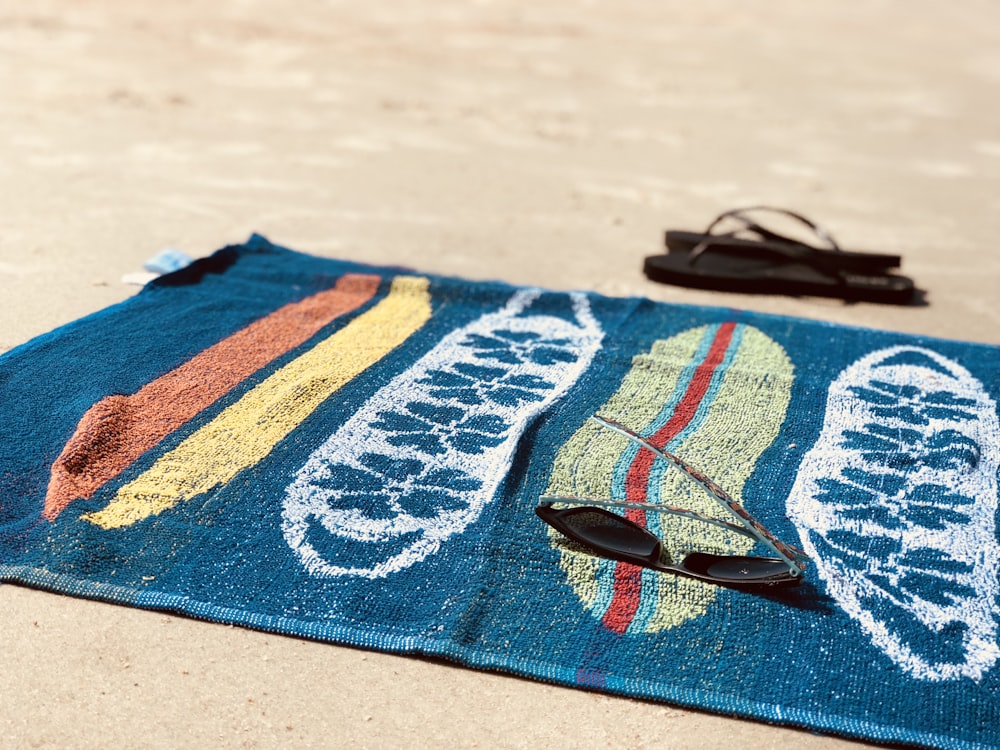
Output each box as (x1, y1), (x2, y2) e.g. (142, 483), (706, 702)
(537, 495), (760, 542)
(589, 415), (808, 571)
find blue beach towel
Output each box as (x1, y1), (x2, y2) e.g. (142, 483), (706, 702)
(1, 235), (998, 748)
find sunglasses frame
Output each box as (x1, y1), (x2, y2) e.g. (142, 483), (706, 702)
(537, 414), (808, 587)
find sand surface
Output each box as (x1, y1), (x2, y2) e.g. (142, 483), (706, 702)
(2, 1), (999, 747)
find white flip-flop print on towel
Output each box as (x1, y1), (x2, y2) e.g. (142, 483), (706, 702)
(283, 289), (603, 579)
(788, 346), (1000, 681)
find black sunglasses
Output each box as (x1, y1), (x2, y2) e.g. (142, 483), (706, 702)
(536, 415), (809, 589)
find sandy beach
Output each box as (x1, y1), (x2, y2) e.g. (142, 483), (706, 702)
(2, 1), (999, 747)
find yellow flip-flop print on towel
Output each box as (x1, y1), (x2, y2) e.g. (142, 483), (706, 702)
(83, 275), (432, 530)
(544, 324), (793, 634)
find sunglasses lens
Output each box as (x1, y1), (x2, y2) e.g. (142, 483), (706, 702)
(559, 509), (660, 558)
(682, 552), (795, 584)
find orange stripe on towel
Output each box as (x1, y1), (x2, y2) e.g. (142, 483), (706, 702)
(43, 273), (381, 520)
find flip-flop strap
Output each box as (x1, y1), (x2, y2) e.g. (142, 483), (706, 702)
(686, 206), (856, 285)
(705, 206), (843, 253)
(688, 205), (842, 264)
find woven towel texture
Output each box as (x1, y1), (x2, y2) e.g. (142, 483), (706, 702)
(1, 236), (998, 749)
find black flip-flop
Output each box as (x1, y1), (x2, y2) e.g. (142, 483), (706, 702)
(664, 206), (903, 274)
(647, 206), (918, 304)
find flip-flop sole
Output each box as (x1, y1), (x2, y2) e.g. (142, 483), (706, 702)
(644, 250), (916, 305)
(664, 229), (901, 272)
(282, 289), (604, 580)
(787, 345), (1000, 681)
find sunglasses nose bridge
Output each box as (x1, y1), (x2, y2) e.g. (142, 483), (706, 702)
(644, 534), (667, 567)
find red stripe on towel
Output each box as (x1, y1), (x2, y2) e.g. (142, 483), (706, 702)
(602, 322), (737, 634)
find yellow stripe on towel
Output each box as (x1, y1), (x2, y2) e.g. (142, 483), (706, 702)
(83, 276), (432, 530)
